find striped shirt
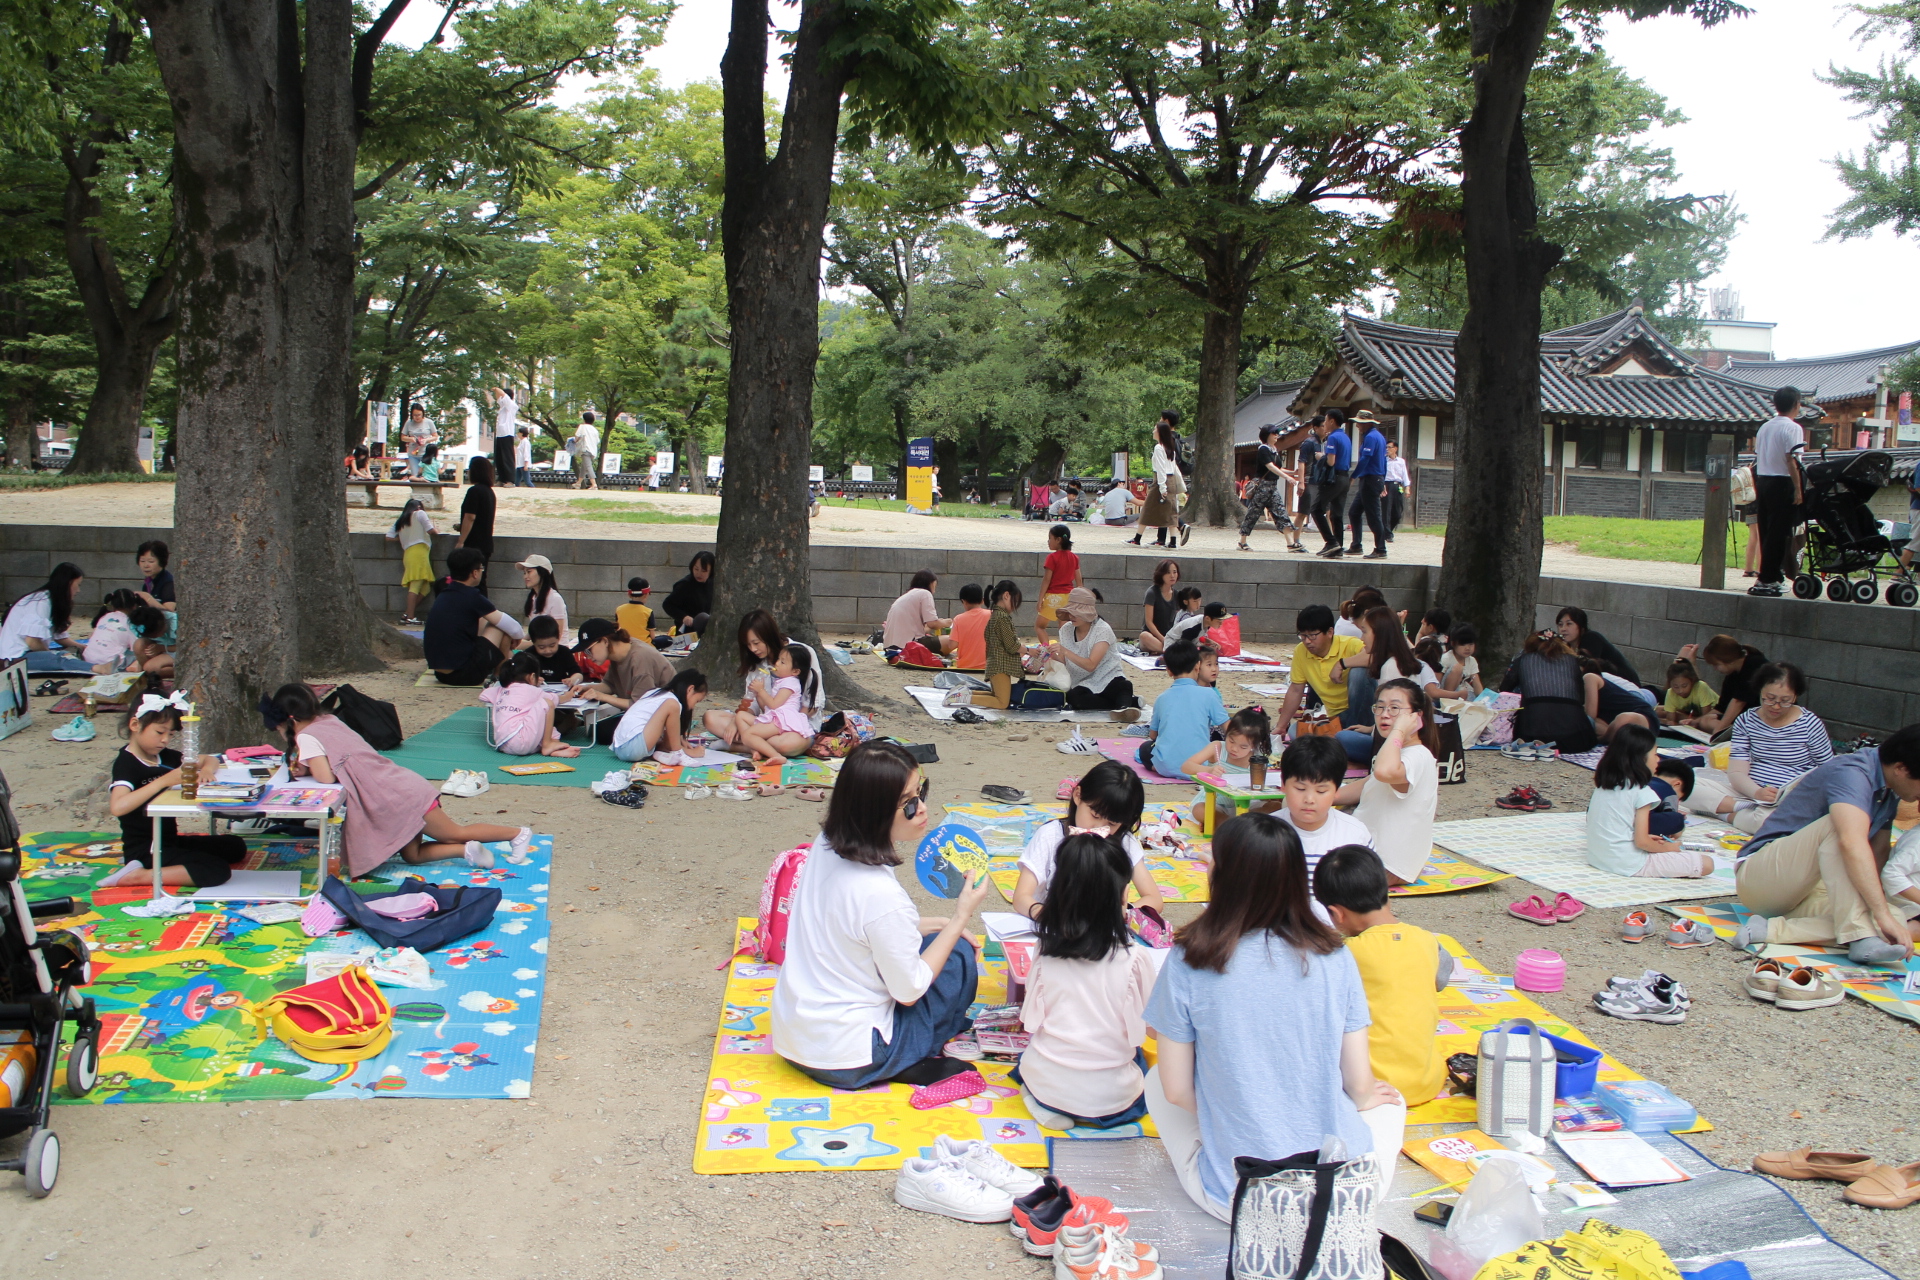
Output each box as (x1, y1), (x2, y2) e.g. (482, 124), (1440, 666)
(1730, 708), (1832, 790)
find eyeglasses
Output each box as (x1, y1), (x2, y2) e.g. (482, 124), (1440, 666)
(1758, 695), (1798, 708)
(1298, 631), (1329, 642)
(1371, 702), (1413, 714)
(899, 776), (932, 819)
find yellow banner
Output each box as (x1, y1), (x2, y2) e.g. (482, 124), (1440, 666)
(905, 466), (933, 509)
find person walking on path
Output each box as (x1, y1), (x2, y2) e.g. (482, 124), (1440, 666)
(1750, 386), (1805, 597)
(1236, 425), (1305, 552)
(1131, 411), (1191, 547)
(1344, 411), (1390, 558)
(487, 385), (519, 488)
(570, 412), (601, 490)
(1310, 409), (1353, 556)
(1384, 439), (1409, 538)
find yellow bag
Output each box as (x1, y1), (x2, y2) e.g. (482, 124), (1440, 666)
(250, 966), (393, 1063)
(1472, 1221), (1680, 1280)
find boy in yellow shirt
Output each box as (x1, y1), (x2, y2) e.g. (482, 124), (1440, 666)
(615, 577), (653, 640)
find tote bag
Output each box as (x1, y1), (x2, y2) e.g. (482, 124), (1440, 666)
(1228, 1150), (1381, 1280)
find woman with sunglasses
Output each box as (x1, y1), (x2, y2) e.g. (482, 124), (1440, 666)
(771, 740), (993, 1091)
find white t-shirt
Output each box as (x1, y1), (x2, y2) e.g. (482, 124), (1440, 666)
(1882, 827), (1920, 918)
(1352, 744), (1438, 883)
(494, 394), (518, 438)
(515, 435), (532, 467)
(295, 733), (328, 763)
(611, 688), (675, 753)
(528, 589), (569, 643)
(1586, 784), (1659, 877)
(1019, 820), (1147, 897)
(397, 509), (433, 550)
(1334, 617), (1364, 641)
(1440, 650), (1480, 689)
(770, 833), (932, 1069)
(1374, 654), (1440, 694)
(1753, 414), (1804, 477)
(1283, 808), (1372, 924)
(574, 423), (599, 457)
(0, 591), (61, 661)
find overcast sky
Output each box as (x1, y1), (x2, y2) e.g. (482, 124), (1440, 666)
(394, 2), (1920, 360)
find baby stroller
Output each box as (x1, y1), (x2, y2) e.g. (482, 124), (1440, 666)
(0, 766), (100, 1197)
(1024, 483), (1053, 521)
(1790, 450), (1918, 607)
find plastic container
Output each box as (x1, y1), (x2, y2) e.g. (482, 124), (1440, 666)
(1708, 743), (1731, 770)
(1539, 1031), (1602, 1098)
(1514, 948), (1564, 993)
(1594, 1078), (1698, 1133)
(179, 714), (201, 800)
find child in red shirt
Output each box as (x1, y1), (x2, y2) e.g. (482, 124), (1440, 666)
(1038, 523), (1082, 645)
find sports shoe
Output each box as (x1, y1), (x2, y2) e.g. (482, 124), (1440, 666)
(1619, 910), (1651, 943)
(943, 689), (974, 707)
(892, 1156), (1015, 1223)
(1775, 965), (1845, 1010)
(1664, 919), (1716, 949)
(1118, 721), (1152, 737)
(715, 784), (756, 801)
(1495, 786), (1546, 811)
(909, 1068), (989, 1109)
(1592, 974), (1687, 1023)
(1057, 1221), (1162, 1280)
(1746, 581), (1783, 597)
(1057, 728), (1096, 755)
(589, 770), (632, 795)
(463, 841), (495, 869)
(941, 1033), (983, 1061)
(1499, 740), (1536, 761)
(1011, 1177), (1069, 1245)
(51, 714), (97, 742)
(935, 1133), (1045, 1197)
(1111, 706), (1142, 723)
(1743, 958), (1787, 1003)
(981, 785), (1031, 804)
(1604, 969), (1690, 1008)
(682, 784), (712, 800)
(1015, 1182), (1125, 1257)
(440, 770), (489, 797)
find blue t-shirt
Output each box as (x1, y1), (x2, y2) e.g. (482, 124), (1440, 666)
(1151, 678), (1229, 778)
(1744, 749), (1899, 859)
(1144, 937), (1374, 1209)
(1354, 428), (1387, 478)
(1320, 429), (1352, 477)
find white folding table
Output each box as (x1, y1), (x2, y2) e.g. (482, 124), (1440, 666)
(140, 785), (343, 901)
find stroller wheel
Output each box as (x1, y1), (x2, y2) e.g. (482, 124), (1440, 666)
(1826, 577), (1853, 602)
(1889, 581), (1918, 608)
(1792, 574), (1822, 600)
(65, 1030), (99, 1098)
(22, 1129), (59, 1198)
(1851, 579), (1880, 605)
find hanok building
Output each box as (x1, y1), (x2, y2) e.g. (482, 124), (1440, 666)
(1287, 305), (1783, 524)
(1717, 338), (1920, 445)
(1231, 378), (1308, 481)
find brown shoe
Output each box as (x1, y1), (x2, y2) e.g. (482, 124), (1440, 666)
(1842, 1162), (1920, 1208)
(1751, 1147), (1879, 1181)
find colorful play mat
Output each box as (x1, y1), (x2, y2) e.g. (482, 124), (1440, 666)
(1663, 901), (1920, 1027)
(18, 830), (553, 1104)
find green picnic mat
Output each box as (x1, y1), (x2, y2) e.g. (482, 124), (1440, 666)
(380, 705), (619, 787)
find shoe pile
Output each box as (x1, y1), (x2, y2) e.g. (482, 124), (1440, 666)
(1056, 727), (1096, 755)
(1753, 1147), (1920, 1209)
(1742, 958), (1844, 1010)
(892, 1134), (1042, 1223)
(1011, 1176), (1163, 1278)
(1592, 970), (1688, 1023)
(440, 769), (490, 797)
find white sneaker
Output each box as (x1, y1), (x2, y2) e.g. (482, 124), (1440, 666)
(892, 1156), (1014, 1223)
(1056, 727), (1096, 755)
(440, 770), (488, 798)
(935, 1133), (1045, 1197)
(463, 841), (495, 869)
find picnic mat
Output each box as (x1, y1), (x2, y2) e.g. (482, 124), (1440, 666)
(902, 685), (1123, 725)
(635, 755), (837, 788)
(695, 918), (1061, 1174)
(1095, 737), (1189, 785)
(19, 830), (553, 1103)
(1429, 813), (1741, 909)
(1661, 901), (1920, 1027)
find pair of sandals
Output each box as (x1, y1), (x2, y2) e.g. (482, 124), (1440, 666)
(1508, 892), (1586, 925)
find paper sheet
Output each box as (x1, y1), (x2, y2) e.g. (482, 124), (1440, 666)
(981, 911), (1036, 943)
(1552, 1129), (1692, 1187)
(184, 870), (306, 901)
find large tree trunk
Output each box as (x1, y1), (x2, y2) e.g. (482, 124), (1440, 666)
(64, 329), (164, 474)
(710, 0), (864, 702)
(1434, 0), (1563, 664)
(1185, 295), (1245, 527)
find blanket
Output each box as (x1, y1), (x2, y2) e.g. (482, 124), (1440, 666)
(1430, 813), (1740, 909)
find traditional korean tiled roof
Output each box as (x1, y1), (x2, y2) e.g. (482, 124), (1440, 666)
(1296, 306), (1782, 427)
(1718, 339), (1920, 406)
(1232, 379), (1305, 449)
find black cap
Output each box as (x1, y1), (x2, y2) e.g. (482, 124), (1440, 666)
(627, 576), (649, 594)
(574, 618), (618, 651)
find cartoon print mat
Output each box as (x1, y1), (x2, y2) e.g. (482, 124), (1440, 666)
(1410, 935), (1711, 1133)
(1660, 902), (1920, 1027)
(19, 830), (552, 1103)
(696, 918), (1138, 1174)
(1429, 813), (1741, 909)
(636, 755), (836, 788)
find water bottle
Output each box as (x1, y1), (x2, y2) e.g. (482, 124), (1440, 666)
(179, 714), (201, 800)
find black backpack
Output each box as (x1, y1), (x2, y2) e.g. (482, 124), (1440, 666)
(1174, 435), (1194, 477)
(321, 684), (403, 750)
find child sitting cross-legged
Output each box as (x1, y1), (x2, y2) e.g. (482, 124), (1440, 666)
(1184, 707), (1280, 829)
(734, 643), (820, 763)
(1014, 831), (1161, 1131)
(480, 652), (582, 758)
(1585, 724), (1712, 879)
(100, 695), (247, 892)
(1137, 640), (1228, 780)
(1013, 759), (1165, 920)
(1277, 734), (1374, 890)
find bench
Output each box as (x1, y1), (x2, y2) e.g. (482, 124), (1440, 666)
(345, 480), (459, 511)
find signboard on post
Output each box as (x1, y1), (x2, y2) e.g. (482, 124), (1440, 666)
(905, 436), (935, 509)
(706, 456), (724, 479)
(808, 465), (824, 482)
(850, 464), (874, 483)
(650, 451), (675, 477)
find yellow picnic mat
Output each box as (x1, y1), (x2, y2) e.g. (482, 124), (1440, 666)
(1409, 936), (1710, 1133)
(946, 801), (1507, 906)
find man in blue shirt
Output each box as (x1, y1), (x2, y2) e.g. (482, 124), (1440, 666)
(1734, 726), (1920, 964)
(1309, 409), (1354, 557)
(1139, 640), (1230, 779)
(1344, 411), (1390, 559)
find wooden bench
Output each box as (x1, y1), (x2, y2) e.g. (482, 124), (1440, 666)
(345, 480), (459, 510)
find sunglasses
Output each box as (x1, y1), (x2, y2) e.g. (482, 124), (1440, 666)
(899, 776), (932, 819)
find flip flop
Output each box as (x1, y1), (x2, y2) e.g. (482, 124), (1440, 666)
(797, 786), (830, 802)
(32, 680), (67, 697)
(1507, 894), (1558, 925)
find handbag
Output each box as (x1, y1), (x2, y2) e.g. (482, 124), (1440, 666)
(1007, 680), (1066, 710)
(250, 966), (393, 1063)
(807, 710), (877, 759)
(1476, 1017), (1553, 1139)
(1433, 715), (1467, 785)
(320, 876), (502, 952)
(1228, 1149), (1381, 1280)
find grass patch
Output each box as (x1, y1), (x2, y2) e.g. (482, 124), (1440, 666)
(0, 471), (175, 489)
(818, 496), (1014, 519)
(1421, 515), (1751, 566)
(563, 499), (718, 525)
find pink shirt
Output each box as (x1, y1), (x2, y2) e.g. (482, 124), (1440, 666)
(481, 681), (560, 754)
(1018, 943), (1158, 1117)
(755, 675), (813, 737)
(882, 588), (939, 647)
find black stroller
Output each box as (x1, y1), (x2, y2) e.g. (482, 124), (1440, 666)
(0, 766), (100, 1197)
(1790, 450), (1919, 607)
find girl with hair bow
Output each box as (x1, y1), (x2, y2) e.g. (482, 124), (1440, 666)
(99, 693), (245, 896)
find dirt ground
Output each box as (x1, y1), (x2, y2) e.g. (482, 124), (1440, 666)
(0, 481), (1728, 589)
(3, 641), (1916, 1278)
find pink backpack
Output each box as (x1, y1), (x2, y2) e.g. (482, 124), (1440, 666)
(751, 843), (811, 965)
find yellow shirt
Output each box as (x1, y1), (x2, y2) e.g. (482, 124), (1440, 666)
(615, 602), (652, 638)
(1662, 680), (1717, 717)
(1346, 921), (1445, 1106)
(1290, 635), (1364, 715)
